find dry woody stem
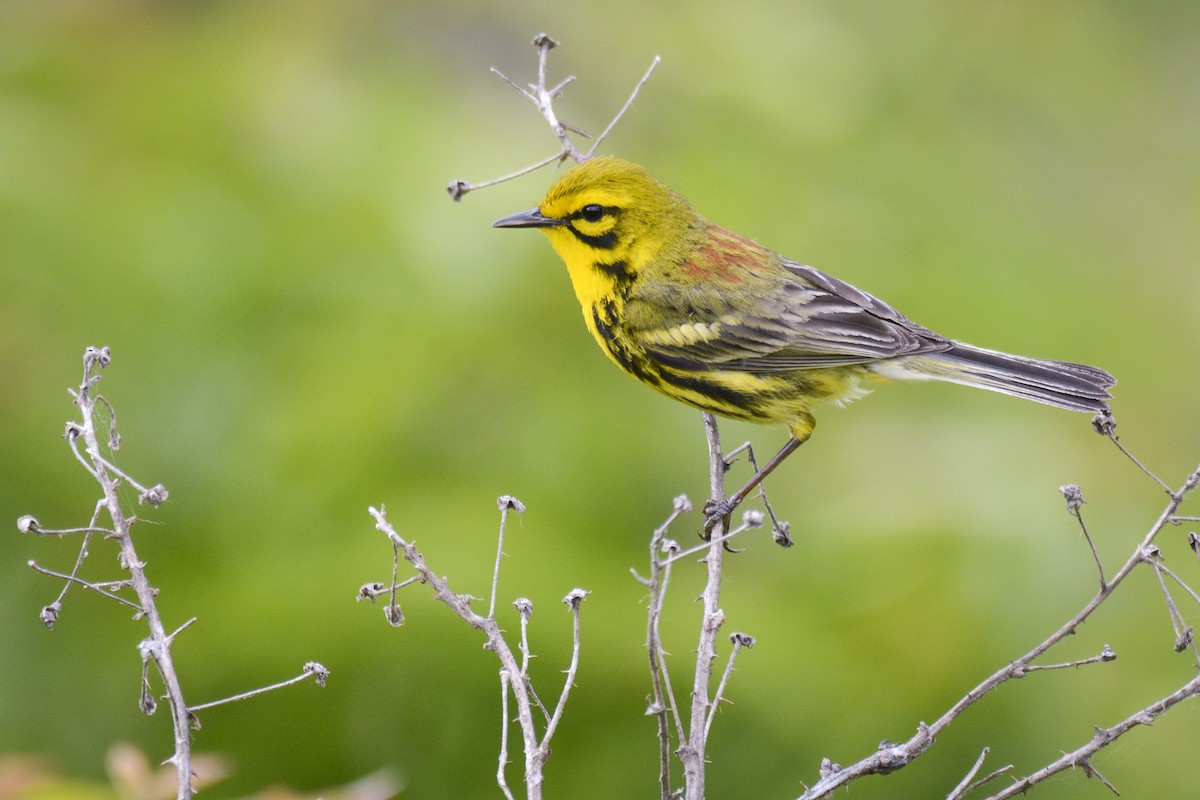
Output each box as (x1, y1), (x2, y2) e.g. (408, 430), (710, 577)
(365, 500), (588, 800)
(797, 425), (1200, 799)
(21, 347), (326, 800)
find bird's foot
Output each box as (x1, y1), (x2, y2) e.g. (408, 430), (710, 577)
(702, 498), (739, 540)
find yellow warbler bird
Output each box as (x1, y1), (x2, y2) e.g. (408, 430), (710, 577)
(494, 156), (1115, 529)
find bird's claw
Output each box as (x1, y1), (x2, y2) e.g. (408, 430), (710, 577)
(702, 498), (738, 540)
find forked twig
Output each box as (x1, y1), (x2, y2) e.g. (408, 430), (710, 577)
(798, 433), (1200, 799)
(365, 501), (587, 800)
(447, 33), (660, 201)
(945, 748), (1013, 800)
(22, 348), (326, 800)
(637, 496), (690, 798)
(984, 673), (1200, 799)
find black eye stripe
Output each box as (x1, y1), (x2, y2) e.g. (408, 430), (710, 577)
(566, 227), (618, 250)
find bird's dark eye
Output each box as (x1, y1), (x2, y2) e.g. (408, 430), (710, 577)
(580, 204), (606, 223)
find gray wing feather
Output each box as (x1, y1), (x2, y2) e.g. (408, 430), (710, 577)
(628, 258), (951, 373)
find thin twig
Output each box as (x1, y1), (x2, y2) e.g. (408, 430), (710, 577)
(490, 495), (525, 620)
(731, 441), (793, 546)
(641, 497), (692, 799)
(447, 153), (565, 201)
(659, 514), (762, 565)
(1060, 484), (1107, 589)
(515, 598), (534, 675)
(945, 747), (1011, 800)
(586, 55), (661, 158)
(368, 502), (583, 800)
(513, 598), (551, 723)
(165, 618), (198, 644)
(1145, 554), (1197, 656)
(27, 560), (141, 611)
(1102, 425), (1175, 496)
(83, 444), (156, 499)
(1155, 559), (1200, 605)
(187, 662), (329, 713)
(497, 670), (517, 800)
(983, 673), (1200, 800)
(17, 520), (114, 537)
(1021, 645), (1116, 673)
(356, 575), (422, 602)
(64, 429), (101, 481)
(542, 589), (589, 748)
(704, 632), (754, 742)
(27, 498), (109, 629)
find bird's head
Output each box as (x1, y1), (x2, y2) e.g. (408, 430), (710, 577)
(494, 156), (703, 300)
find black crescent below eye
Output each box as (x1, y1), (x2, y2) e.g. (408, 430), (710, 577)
(580, 204), (606, 222)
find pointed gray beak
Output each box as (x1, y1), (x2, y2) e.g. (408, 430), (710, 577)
(492, 207), (566, 229)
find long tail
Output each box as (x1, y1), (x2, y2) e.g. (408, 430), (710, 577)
(892, 343), (1115, 413)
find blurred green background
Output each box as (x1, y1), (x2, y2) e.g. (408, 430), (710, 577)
(3, 1), (1199, 798)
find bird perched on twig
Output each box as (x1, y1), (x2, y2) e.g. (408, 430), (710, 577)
(494, 156), (1115, 531)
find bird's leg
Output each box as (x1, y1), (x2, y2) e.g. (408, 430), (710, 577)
(703, 435), (803, 536)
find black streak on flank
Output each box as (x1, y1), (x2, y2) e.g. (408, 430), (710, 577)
(658, 371), (762, 419)
(592, 303), (660, 387)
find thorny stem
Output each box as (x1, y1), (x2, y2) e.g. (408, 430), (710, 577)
(676, 413), (732, 800)
(544, 590), (589, 748)
(705, 632), (754, 742)
(984, 673), (1200, 800)
(69, 348), (194, 799)
(514, 598), (552, 723)
(640, 497), (690, 799)
(370, 506), (541, 797)
(368, 503), (586, 800)
(638, 418), (773, 800)
(25, 348), (326, 800)
(798, 444), (1200, 799)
